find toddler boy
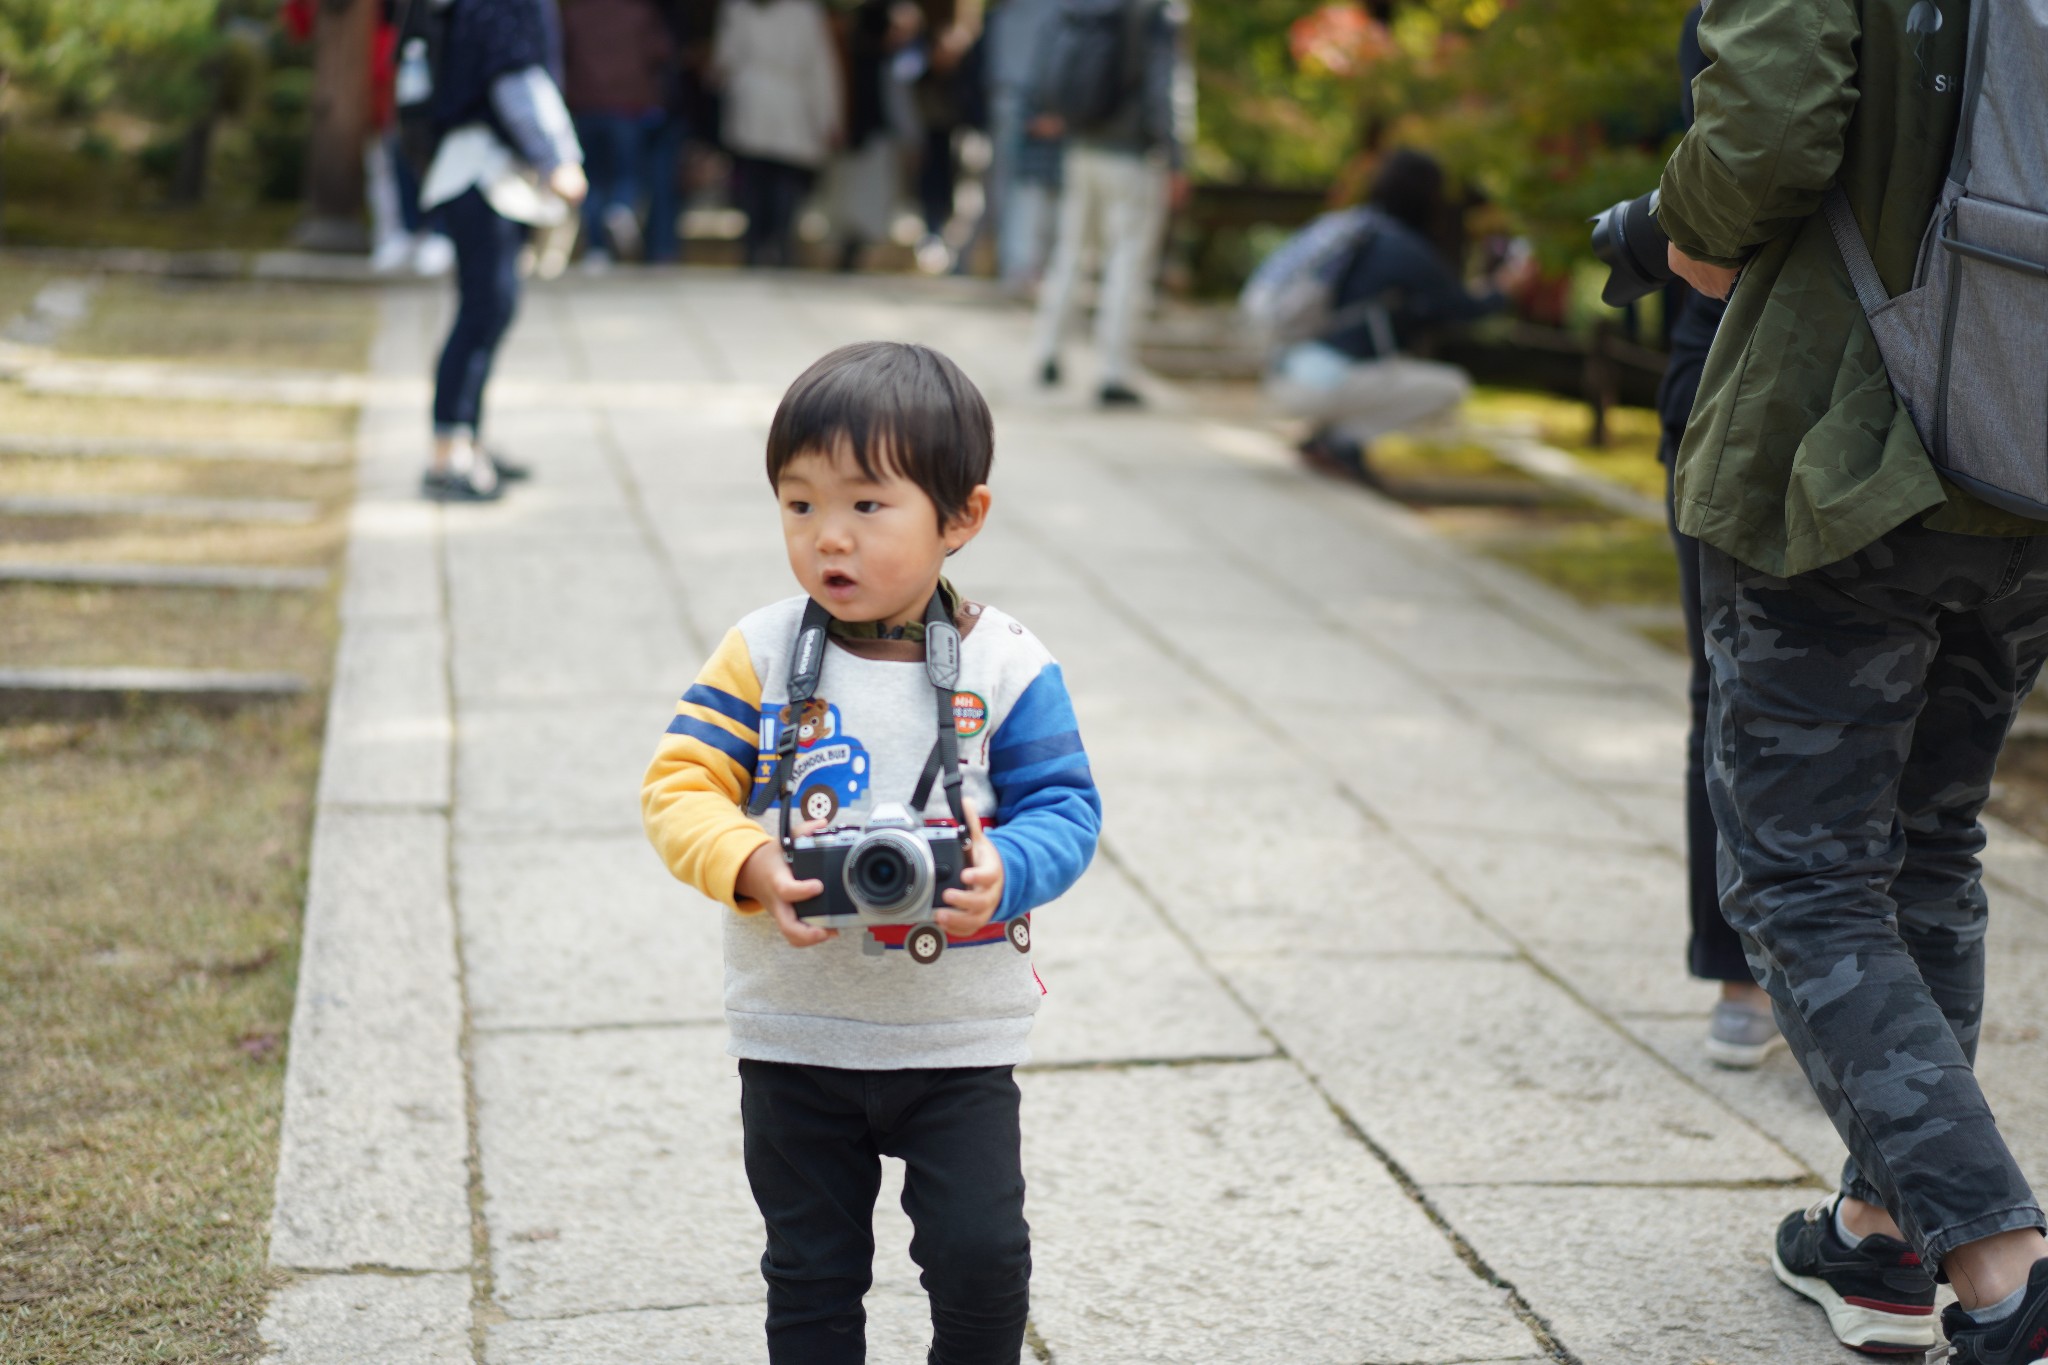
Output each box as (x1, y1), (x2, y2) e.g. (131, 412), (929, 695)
(641, 341), (1102, 1364)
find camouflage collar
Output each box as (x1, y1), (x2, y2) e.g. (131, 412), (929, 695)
(825, 578), (961, 642)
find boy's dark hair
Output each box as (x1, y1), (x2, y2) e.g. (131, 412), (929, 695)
(766, 341), (994, 525)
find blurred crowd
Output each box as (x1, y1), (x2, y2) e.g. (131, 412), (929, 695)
(341, 0), (1133, 285)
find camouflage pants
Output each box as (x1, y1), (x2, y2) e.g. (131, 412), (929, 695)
(1701, 520), (2048, 1274)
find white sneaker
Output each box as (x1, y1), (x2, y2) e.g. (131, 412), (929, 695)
(412, 234), (455, 277)
(370, 234), (416, 274)
(1705, 996), (1783, 1069)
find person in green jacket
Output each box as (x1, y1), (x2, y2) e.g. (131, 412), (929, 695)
(1659, 0), (2048, 1359)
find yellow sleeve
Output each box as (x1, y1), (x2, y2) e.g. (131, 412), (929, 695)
(641, 626), (776, 912)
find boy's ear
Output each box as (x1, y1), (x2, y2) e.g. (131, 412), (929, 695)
(943, 485), (993, 555)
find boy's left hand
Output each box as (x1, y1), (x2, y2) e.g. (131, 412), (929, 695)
(937, 800), (1004, 936)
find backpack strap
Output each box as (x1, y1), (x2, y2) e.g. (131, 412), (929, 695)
(1947, 0), (1994, 192)
(1824, 187), (1891, 317)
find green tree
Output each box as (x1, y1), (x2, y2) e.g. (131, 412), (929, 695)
(1196, 0), (1687, 259)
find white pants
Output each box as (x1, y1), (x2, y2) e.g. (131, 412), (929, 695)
(1031, 145), (1167, 385)
(1265, 343), (1472, 446)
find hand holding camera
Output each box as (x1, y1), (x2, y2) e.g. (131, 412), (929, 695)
(936, 800), (1004, 938)
(735, 838), (834, 948)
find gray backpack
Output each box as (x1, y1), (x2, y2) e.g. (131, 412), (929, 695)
(1826, 0), (2048, 518)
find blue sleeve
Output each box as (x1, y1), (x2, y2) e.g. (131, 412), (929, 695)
(984, 663), (1101, 922)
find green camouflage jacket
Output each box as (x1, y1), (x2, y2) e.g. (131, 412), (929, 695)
(1658, 0), (2046, 577)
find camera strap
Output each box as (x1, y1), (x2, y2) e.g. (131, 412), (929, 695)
(754, 592), (970, 850)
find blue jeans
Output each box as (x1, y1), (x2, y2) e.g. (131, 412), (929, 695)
(432, 188), (525, 438)
(574, 111), (656, 252)
(739, 1060), (1030, 1364)
(642, 113), (688, 262)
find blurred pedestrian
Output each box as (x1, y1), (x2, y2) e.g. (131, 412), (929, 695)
(909, 20), (975, 273)
(561, 0), (674, 267)
(1662, 0), (2048, 1357)
(712, 0), (842, 269)
(1028, 0), (1193, 408)
(829, 0), (915, 273)
(1653, 7), (1776, 1071)
(982, 0), (1063, 287)
(1257, 149), (1519, 484)
(417, 0), (587, 500)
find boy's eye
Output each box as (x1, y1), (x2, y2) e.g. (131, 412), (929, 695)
(785, 500), (810, 514)
(854, 500), (883, 514)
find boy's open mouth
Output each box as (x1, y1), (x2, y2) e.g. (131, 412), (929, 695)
(822, 569), (858, 597)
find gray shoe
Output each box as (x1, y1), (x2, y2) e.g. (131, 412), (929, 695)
(1706, 997), (1783, 1069)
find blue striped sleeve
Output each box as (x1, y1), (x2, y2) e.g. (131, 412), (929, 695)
(682, 683), (761, 731)
(986, 663), (1101, 922)
(666, 713), (756, 772)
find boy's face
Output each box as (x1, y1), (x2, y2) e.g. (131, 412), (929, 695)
(776, 441), (990, 628)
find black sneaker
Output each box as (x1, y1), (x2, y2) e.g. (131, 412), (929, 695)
(1038, 359), (1061, 388)
(1098, 382), (1144, 408)
(1772, 1196), (1937, 1354)
(1940, 1258), (2048, 1365)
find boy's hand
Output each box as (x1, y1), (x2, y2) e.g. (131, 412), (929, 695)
(734, 840), (834, 947)
(937, 800), (1005, 937)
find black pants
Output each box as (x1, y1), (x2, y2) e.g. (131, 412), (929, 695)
(1664, 445), (1749, 983)
(735, 156), (815, 269)
(432, 187), (527, 438)
(739, 1060), (1031, 1365)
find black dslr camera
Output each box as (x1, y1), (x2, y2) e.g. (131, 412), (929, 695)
(790, 802), (967, 965)
(1589, 189), (1674, 307)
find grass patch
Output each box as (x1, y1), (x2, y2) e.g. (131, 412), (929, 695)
(62, 279), (376, 373)
(0, 266), (56, 328)
(0, 388), (354, 445)
(0, 272), (361, 1361)
(1484, 518), (1681, 608)
(0, 127), (299, 254)
(0, 513), (344, 573)
(0, 454), (347, 504)
(0, 700), (322, 1364)
(1465, 387), (1667, 498)
(0, 582), (337, 677)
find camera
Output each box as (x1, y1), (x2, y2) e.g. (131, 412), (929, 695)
(1589, 189), (1674, 307)
(789, 802), (968, 965)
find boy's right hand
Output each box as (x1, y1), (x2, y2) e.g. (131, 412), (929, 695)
(734, 841), (834, 947)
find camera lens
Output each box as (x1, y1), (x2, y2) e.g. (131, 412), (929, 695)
(1589, 190), (1674, 308)
(843, 829), (934, 919)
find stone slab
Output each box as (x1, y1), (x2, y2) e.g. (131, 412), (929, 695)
(456, 834), (723, 1031)
(0, 492), (321, 522)
(1404, 829), (1686, 952)
(339, 498), (443, 622)
(1220, 953), (1807, 1186)
(1104, 776), (1511, 957)
(1451, 684), (1687, 790)
(1429, 1185), (1849, 1365)
(486, 1297), (937, 1364)
(270, 810), (471, 1272)
(1025, 864), (1273, 1067)
(455, 700), (672, 839)
(0, 431), (348, 464)
(1020, 1061), (1535, 1364)
(1626, 1017), (1840, 1184)
(0, 560), (331, 590)
(0, 666), (308, 718)
(472, 1026), (923, 1320)
(259, 1272), (472, 1365)
(443, 535), (694, 703)
(317, 618), (450, 810)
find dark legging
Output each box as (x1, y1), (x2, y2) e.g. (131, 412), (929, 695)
(433, 187), (528, 437)
(1665, 443), (1749, 983)
(735, 155), (814, 269)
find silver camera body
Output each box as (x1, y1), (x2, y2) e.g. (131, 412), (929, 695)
(788, 802), (966, 964)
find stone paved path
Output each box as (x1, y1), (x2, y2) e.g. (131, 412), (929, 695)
(261, 272), (2048, 1365)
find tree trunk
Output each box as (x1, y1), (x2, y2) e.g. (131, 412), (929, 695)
(296, 0), (375, 252)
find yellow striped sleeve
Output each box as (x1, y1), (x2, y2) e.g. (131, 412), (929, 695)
(642, 627), (775, 911)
